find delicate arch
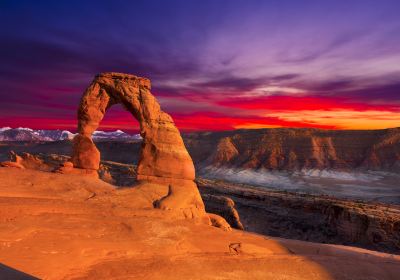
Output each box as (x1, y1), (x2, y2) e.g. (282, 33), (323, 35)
(71, 72), (195, 182)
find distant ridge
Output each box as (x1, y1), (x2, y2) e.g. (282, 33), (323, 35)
(184, 127), (400, 172)
(0, 127), (142, 142)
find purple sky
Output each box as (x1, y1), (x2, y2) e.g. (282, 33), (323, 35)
(1, 0), (400, 131)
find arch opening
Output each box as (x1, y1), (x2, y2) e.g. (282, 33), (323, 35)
(68, 72), (209, 220)
(71, 72), (196, 184)
(91, 103), (142, 186)
(97, 103), (140, 135)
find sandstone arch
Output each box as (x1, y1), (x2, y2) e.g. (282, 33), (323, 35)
(71, 72), (207, 220)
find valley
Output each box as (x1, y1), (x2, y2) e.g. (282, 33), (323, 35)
(1, 126), (399, 204)
(1, 145), (399, 254)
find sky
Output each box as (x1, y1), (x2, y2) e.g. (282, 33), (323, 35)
(1, 0), (400, 132)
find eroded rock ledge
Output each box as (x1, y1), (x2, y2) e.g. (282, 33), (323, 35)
(197, 178), (400, 254)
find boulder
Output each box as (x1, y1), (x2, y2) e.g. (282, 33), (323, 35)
(0, 151), (50, 171)
(202, 194), (244, 230)
(208, 213), (232, 231)
(71, 134), (100, 170)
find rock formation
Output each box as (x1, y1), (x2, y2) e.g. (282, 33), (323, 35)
(202, 194), (244, 230)
(198, 178), (400, 254)
(0, 151), (50, 170)
(1, 167), (399, 279)
(3, 150), (399, 252)
(70, 72), (208, 221)
(184, 127), (400, 171)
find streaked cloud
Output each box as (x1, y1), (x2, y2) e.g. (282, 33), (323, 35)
(0, 0), (400, 131)
(268, 110), (400, 130)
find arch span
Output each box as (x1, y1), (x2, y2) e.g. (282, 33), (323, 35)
(71, 72), (208, 220)
(72, 72), (195, 181)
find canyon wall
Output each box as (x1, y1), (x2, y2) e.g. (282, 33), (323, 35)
(184, 128), (400, 171)
(2, 150), (399, 253)
(2, 127), (399, 172)
(198, 178), (400, 254)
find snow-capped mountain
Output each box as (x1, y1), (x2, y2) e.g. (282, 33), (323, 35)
(0, 127), (12, 132)
(37, 130), (76, 141)
(0, 127), (141, 142)
(92, 130), (142, 141)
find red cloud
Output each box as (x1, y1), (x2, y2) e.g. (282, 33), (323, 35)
(218, 95), (400, 112)
(171, 112), (336, 131)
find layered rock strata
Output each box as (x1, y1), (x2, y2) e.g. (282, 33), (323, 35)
(184, 128), (400, 171)
(197, 178), (400, 254)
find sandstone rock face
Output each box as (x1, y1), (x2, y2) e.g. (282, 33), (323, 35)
(184, 127), (400, 171)
(72, 73), (194, 179)
(71, 72), (206, 220)
(202, 194), (244, 230)
(0, 161), (25, 169)
(71, 134), (100, 170)
(208, 213), (232, 231)
(0, 151), (48, 171)
(198, 178), (400, 254)
(2, 168), (399, 280)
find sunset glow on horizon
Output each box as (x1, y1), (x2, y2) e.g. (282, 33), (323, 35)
(1, 0), (400, 132)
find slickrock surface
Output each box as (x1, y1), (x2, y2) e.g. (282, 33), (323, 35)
(198, 178), (400, 254)
(0, 168), (399, 280)
(2, 151), (399, 253)
(70, 72), (207, 221)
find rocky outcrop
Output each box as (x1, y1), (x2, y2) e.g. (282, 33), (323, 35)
(0, 161), (24, 169)
(72, 73), (195, 181)
(0, 73), (213, 222)
(208, 213), (232, 231)
(2, 167), (399, 279)
(198, 178), (400, 254)
(202, 194), (244, 230)
(2, 149), (399, 253)
(184, 128), (400, 171)
(70, 72), (209, 221)
(0, 151), (49, 171)
(71, 134), (100, 170)
(3, 127), (399, 173)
